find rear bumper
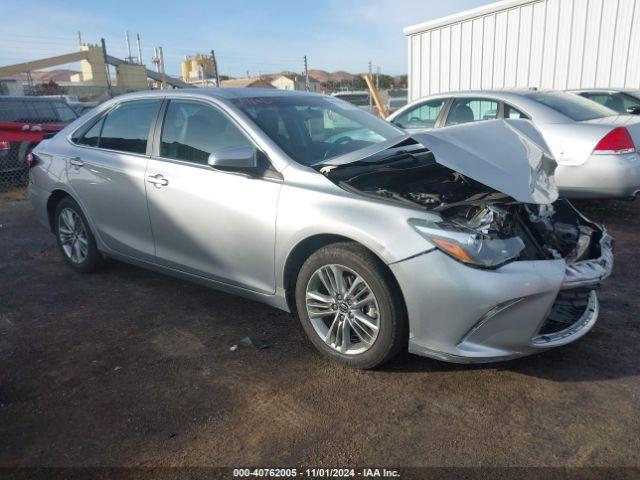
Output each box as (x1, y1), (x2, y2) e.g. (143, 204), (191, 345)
(390, 233), (614, 363)
(555, 152), (640, 199)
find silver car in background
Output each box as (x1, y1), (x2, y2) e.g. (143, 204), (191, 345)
(28, 89), (612, 368)
(388, 90), (640, 199)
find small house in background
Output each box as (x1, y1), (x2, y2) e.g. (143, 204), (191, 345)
(220, 77), (275, 89)
(0, 77), (24, 96)
(271, 73), (321, 92)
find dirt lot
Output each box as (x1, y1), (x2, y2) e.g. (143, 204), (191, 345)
(0, 192), (639, 472)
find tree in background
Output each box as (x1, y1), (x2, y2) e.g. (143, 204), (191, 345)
(325, 74), (407, 92)
(32, 80), (66, 96)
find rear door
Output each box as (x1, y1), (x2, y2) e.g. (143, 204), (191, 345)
(145, 98), (281, 293)
(67, 99), (162, 262)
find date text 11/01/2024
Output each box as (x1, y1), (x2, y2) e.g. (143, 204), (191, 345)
(232, 468), (401, 478)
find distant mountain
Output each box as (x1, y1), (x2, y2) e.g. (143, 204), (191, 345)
(308, 70), (356, 83)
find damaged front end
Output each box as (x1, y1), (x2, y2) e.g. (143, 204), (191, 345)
(319, 120), (613, 353)
(323, 143), (613, 278)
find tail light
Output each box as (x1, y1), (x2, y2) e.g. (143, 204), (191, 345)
(26, 152), (38, 169)
(0, 141), (9, 151)
(593, 127), (636, 155)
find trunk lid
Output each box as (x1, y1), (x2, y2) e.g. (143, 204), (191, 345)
(581, 115), (640, 148)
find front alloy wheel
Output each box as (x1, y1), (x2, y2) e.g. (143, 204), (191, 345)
(306, 264), (380, 355)
(295, 242), (407, 369)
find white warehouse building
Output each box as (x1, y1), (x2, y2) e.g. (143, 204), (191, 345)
(405, 0), (640, 101)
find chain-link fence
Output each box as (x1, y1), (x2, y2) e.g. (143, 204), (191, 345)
(0, 141), (30, 192)
(1, 95), (80, 192)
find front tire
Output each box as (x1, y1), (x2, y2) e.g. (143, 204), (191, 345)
(54, 197), (103, 273)
(295, 242), (407, 369)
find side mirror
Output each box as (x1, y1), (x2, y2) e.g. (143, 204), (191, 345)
(626, 106), (640, 115)
(208, 146), (258, 172)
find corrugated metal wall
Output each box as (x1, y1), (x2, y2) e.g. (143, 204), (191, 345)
(406, 0), (640, 101)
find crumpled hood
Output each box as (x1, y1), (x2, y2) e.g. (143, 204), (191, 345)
(410, 119), (558, 204)
(325, 119), (559, 204)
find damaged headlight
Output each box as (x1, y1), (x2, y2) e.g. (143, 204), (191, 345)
(409, 218), (525, 268)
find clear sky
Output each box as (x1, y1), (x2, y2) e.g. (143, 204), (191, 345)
(0, 0), (493, 77)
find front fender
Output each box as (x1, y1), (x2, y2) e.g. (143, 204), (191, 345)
(274, 180), (436, 290)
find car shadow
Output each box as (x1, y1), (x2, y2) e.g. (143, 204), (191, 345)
(381, 339), (640, 382)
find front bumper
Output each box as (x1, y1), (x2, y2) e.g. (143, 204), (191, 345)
(390, 233), (614, 363)
(555, 152), (640, 199)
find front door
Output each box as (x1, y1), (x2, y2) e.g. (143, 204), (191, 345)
(145, 99), (281, 294)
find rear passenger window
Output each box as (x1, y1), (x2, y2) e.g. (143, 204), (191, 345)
(98, 100), (161, 154)
(53, 102), (77, 123)
(160, 100), (252, 164)
(30, 102), (58, 123)
(445, 98), (499, 126)
(505, 105), (530, 119)
(75, 116), (105, 147)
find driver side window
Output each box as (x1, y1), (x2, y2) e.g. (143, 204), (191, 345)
(392, 99), (448, 129)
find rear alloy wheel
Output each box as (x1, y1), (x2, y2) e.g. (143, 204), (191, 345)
(295, 242), (406, 369)
(58, 207), (89, 264)
(54, 197), (103, 273)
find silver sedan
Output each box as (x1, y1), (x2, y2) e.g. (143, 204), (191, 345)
(28, 89), (612, 368)
(387, 90), (640, 200)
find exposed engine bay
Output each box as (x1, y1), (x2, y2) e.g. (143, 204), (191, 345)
(322, 146), (605, 265)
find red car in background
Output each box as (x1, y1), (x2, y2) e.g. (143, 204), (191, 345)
(0, 96), (77, 187)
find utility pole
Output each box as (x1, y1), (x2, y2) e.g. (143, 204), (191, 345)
(368, 61), (373, 112)
(125, 31), (133, 63)
(210, 49), (220, 87)
(136, 33), (143, 65)
(77, 31), (82, 47)
(158, 46), (167, 89)
(26, 71), (34, 91)
(152, 47), (162, 88)
(376, 66), (380, 90)
(101, 38), (112, 97)
(153, 47), (160, 73)
(304, 55), (309, 91)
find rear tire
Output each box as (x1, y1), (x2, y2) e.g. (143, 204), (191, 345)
(294, 242), (407, 369)
(54, 197), (103, 273)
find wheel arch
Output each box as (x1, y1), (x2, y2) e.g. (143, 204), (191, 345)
(282, 233), (407, 316)
(46, 189), (74, 232)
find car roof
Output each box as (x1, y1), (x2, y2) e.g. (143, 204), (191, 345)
(390, 89), (573, 123)
(0, 95), (67, 102)
(111, 87), (324, 102)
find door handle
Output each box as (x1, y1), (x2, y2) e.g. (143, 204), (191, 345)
(69, 157), (84, 167)
(146, 174), (169, 187)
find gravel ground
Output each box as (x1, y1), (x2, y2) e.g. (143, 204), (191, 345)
(0, 193), (639, 472)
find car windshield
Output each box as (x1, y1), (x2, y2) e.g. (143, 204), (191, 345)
(231, 95), (404, 165)
(527, 91), (616, 121)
